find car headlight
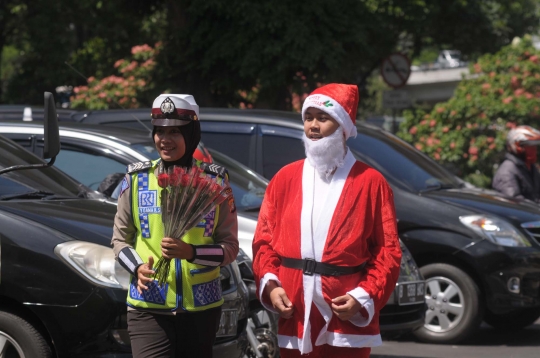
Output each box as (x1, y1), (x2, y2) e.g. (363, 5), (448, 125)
(55, 241), (130, 289)
(459, 215), (531, 247)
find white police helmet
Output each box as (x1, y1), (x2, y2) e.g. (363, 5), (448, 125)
(151, 94), (199, 126)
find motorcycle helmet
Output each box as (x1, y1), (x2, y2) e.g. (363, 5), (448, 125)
(506, 125), (540, 155)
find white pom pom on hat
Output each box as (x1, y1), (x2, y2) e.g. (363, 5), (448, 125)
(301, 83), (359, 139)
(151, 94), (199, 127)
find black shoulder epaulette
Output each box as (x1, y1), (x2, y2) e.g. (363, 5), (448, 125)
(127, 161), (153, 174)
(199, 162), (228, 178)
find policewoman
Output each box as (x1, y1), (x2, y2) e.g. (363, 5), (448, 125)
(111, 94), (239, 358)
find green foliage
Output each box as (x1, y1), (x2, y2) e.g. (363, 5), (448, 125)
(70, 43), (160, 110)
(0, 0), (160, 104)
(2, 0), (540, 109)
(398, 35), (540, 187)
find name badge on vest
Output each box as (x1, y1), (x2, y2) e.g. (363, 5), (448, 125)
(138, 190), (161, 214)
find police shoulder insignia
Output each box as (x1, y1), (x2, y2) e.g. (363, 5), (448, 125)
(200, 162), (228, 178)
(119, 176), (130, 198)
(127, 161), (152, 174)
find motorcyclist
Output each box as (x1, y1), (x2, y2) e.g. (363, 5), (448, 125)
(492, 125), (540, 202)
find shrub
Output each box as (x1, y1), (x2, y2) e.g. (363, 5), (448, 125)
(70, 43), (161, 109)
(398, 35), (540, 187)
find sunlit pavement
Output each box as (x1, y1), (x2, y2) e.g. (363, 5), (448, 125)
(371, 317), (540, 358)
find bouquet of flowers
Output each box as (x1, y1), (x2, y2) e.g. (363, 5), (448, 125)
(153, 165), (230, 286)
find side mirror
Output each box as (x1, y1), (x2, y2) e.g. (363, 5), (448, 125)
(0, 92), (61, 175)
(43, 92), (60, 159)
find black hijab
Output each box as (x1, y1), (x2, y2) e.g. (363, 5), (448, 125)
(152, 120), (201, 169)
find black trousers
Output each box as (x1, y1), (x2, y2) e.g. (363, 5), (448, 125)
(127, 307), (222, 358)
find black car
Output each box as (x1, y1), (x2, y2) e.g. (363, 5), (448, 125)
(0, 119), (248, 356)
(69, 107), (540, 344)
(198, 110), (540, 344)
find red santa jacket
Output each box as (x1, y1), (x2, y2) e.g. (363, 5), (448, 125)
(252, 150), (401, 354)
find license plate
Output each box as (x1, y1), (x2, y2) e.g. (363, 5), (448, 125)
(397, 281), (425, 305)
(216, 309), (238, 337)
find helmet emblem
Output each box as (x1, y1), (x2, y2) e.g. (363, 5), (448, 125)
(160, 97), (176, 115)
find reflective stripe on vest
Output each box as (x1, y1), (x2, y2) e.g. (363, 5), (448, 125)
(126, 159), (224, 311)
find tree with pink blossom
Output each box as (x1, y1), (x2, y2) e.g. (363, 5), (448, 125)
(70, 43), (162, 110)
(399, 35), (540, 187)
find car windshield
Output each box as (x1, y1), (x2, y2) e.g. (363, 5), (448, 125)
(0, 136), (83, 198)
(208, 148), (268, 212)
(348, 126), (462, 193)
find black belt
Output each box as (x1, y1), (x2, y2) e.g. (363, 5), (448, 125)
(281, 257), (366, 277)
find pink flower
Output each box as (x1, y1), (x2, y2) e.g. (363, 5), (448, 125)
(474, 63), (482, 73)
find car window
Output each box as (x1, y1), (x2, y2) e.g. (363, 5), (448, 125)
(0, 137), (82, 197)
(200, 122), (255, 167)
(348, 128), (462, 192)
(102, 120), (153, 132)
(53, 147), (126, 190)
(208, 148), (268, 211)
(260, 126), (305, 179)
(130, 143), (161, 160)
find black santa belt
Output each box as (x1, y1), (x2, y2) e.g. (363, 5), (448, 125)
(281, 257), (366, 277)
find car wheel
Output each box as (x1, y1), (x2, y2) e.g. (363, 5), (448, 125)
(0, 311), (51, 358)
(484, 307), (540, 330)
(413, 263), (484, 344)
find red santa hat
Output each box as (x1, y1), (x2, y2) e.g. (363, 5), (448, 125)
(301, 83), (359, 139)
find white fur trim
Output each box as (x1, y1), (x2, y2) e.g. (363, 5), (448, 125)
(278, 335), (302, 350)
(299, 151), (357, 353)
(278, 333), (382, 350)
(302, 93), (358, 139)
(300, 160), (316, 354)
(259, 273), (282, 314)
(324, 332), (382, 348)
(347, 287), (375, 327)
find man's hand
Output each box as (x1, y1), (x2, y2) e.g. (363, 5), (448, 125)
(331, 294), (362, 321)
(136, 256), (155, 295)
(266, 282), (294, 319)
(161, 237), (194, 260)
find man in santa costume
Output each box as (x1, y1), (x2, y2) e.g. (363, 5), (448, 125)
(252, 83), (402, 357)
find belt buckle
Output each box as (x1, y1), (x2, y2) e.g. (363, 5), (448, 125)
(303, 258), (316, 276)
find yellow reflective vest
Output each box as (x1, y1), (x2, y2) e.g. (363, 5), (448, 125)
(126, 159), (224, 311)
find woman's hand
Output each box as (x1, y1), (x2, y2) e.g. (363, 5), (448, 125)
(331, 294), (362, 321)
(266, 281), (294, 319)
(136, 256), (155, 294)
(161, 237), (195, 260)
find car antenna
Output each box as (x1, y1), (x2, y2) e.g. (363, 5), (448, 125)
(64, 61), (152, 134)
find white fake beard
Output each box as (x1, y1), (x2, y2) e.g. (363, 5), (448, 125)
(302, 126), (346, 181)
